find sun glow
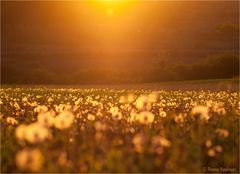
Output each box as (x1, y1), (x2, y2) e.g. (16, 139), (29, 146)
(88, 0), (137, 16)
(106, 8), (114, 15)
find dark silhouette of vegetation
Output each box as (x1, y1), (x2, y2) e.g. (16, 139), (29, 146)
(2, 54), (238, 85)
(172, 54), (239, 81)
(217, 24), (239, 35)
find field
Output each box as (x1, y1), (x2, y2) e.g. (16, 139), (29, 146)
(1, 84), (239, 173)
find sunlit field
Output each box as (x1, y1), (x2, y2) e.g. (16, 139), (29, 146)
(1, 86), (239, 173)
(1, 0), (239, 173)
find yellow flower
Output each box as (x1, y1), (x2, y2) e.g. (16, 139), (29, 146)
(95, 132), (104, 141)
(132, 133), (146, 153)
(110, 106), (119, 115)
(135, 95), (152, 111)
(87, 114), (96, 121)
(34, 105), (48, 113)
(15, 124), (27, 141)
(95, 121), (106, 131)
(119, 96), (127, 103)
(215, 128), (229, 138)
(174, 114), (185, 124)
(25, 123), (51, 143)
(152, 136), (171, 148)
(207, 148), (216, 157)
(159, 109), (167, 118)
(138, 111), (154, 125)
(37, 111), (55, 127)
(14, 102), (20, 110)
(15, 148), (44, 172)
(22, 97), (28, 103)
(110, 107), (122, 120)
(216, 108), (226, 115)
(148, 92), (158, 103)
(6, 117), (18, 125)
(58, 151), (68, 166)
(191, 105), (210, 121)
(47, 97), (53, 103)
(215, 145), (223, 153)
(205, 140), (212, 148)
(54, 111), (74, 130)
(127, 94), (135, 103)
(128, 111), (138, 123)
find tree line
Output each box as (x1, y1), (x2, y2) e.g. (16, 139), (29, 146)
(2, 54), (239, 85)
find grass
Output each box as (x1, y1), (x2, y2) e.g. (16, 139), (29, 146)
(0, 86), (239, 172)
(1, 78), (239, 91)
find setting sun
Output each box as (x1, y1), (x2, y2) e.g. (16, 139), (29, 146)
(106, 8), (113, 15)
(88, 0), (137, 16)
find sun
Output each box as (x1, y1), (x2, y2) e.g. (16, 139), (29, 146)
(88, 0), (136, 16)
(85, 0), (139, 19)
(106, 8), (114, 15)
(99, 0), (128, 2)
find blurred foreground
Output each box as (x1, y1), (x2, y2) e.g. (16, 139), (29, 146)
(1, 85), (239, 172)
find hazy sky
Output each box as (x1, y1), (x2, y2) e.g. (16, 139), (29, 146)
(2, 1), (239, 62)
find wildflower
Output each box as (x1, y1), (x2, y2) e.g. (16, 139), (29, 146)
(54, 111), (74, 130)
(25, 123), (51, 143)
(6, 117), (18, 125)
(207, 148), (216, 157)
(129, 127), (135, 133)
(216, 108), (226, 115)
(148, 92), (158, 102)
(95, 132), (104, 141)
(36, 95), (42, 99)
(95, 121), (106, 131)
(159, 137), (171, 147)
(37, 111), (55, 127)
(174, 114), (185, 124)
(47, 97), (53, 103)
(74, 99), (80, 105)
(128, 111), (138, 123)
(110, 107), (122, 120)
(96, 110), (103, 117)
(138, 111), (155, 125)
(191, 105), (210, 121)
(15, 148), (44, 172)
(110, 106), (119, 115)
(119, 96), (127, 103)
(132, 133), (146, 153)
(152, 136), (171, 148)
(15, 124), (27, 141)
(58, 151), (67, 166)
(212, 102), (226, 115)
(215, 145), (223, 153)
(87, 114), (95, 121)
(205, 140), (212, 148)
(54, 104), (65, 113)
(159, 108), (167, 118)
(69, 138), (74, 143)
(14, 102), (20, 110)
(127, 94), (135, 103)
(135, 95), (151, 111)
(215, 128), (229, 138)
(34, 105), (48, 113)
(22, 97), (28, 102)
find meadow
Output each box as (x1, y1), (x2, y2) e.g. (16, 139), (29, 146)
(1, 86), (239, 173)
